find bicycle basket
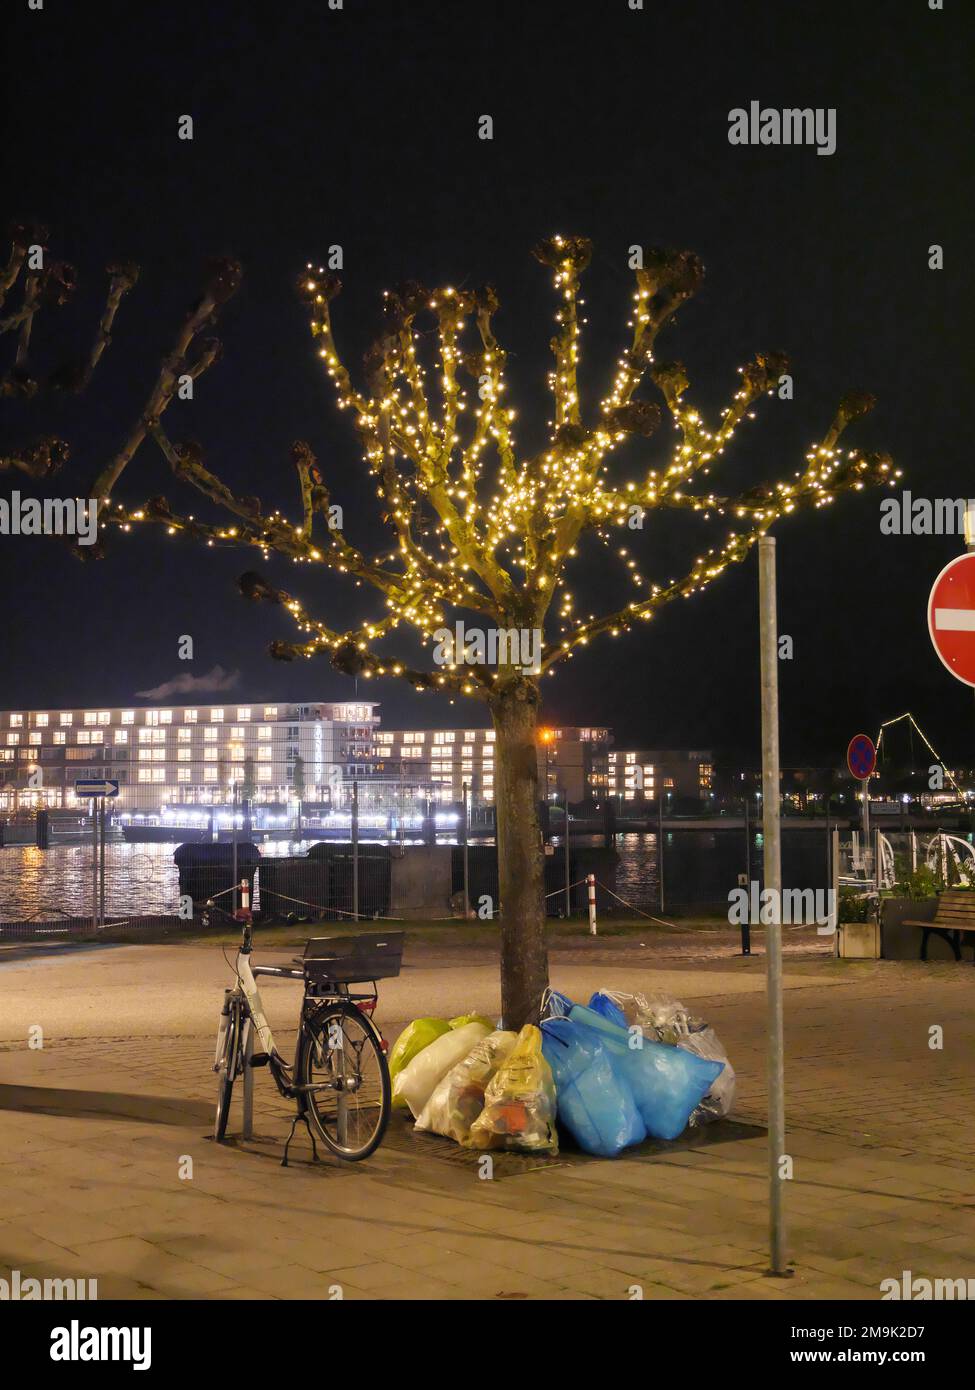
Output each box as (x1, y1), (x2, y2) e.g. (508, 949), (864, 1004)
(302, 931), (404, 984)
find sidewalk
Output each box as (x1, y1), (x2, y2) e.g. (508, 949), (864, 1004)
(1, 949), (974, 1300)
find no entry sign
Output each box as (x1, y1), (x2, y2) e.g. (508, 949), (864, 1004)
(928, 552), (975, 689)
(847, 734), (876, 780)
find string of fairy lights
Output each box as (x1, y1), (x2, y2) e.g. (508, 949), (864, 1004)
(105, 236), (900, 700)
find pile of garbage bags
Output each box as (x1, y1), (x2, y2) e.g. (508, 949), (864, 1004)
(387, 989), (735, 1160)
(391, 1016), (559, 1154)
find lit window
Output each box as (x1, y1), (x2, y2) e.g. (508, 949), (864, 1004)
(29, 732), (42, 745)
(485, 732), (495, 742)
(152, 769), (165, 783)
(204, 748), (218, 761)
(184, 709), (198, 723)
(144, 709), (158, 726)
(138, 769), (152, 783)
(115, 729), (128, 744)
(263, 706), (278, 719)
(177, 767), (191, 782)
(96, 711), (110, 725)
(204, 727), (217, 742)
(257, 726), (272, 740)
(177, 728), (191, 743)
(7, 733), (19, 746)
(177, 748), (191, 762)
(34, 713), (49, 728)
(84, 712), (97, 726)
(60, 712), (73, 726)
(121, 711), (134, 724)
(159, 710), (172, 724)
(257, 747), (272, 761)
(237, 708), (251, 721)
(230, 727), (244, 739)
(211, 709), (224, 722)
(462, 746), (473, 758)
(10, 714), (23, 728)
(204, 767), (218, 783)
(257, 766), (272, 782)
(54, 731), (66, 745)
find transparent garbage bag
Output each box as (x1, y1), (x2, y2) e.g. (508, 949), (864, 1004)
(541, 1016), (646, 1156)
(570, 1003), (723, 1141)
(679, 1026), (737, 1126)
(393, 1021), (492, 1119)
(467, 1025), (559, 1154)
(415, 1029), (518, 1143)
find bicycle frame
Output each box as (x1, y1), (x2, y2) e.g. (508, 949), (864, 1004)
(218, 926), (381, 1101)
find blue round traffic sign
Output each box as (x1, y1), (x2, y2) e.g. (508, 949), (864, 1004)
(847, 734), (876, 781)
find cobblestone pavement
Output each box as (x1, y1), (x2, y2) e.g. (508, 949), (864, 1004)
(1, 939), (973, 1301)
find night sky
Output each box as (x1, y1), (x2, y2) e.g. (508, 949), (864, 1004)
(4, 0), (973, 772)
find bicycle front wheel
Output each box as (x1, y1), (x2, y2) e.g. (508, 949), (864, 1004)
(297, 1003), (390, 1161)
(214, 996), (242, 1142)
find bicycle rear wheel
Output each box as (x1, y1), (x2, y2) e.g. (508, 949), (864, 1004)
(297, 1003), (390, 1161)
(214, 996), (242, 1142)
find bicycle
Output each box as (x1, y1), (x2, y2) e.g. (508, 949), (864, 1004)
(211, 893), (404, 1164)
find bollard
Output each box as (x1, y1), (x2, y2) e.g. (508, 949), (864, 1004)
(587, 873), (597, 935)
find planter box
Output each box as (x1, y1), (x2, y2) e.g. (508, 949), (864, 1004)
(880, 896), (943, 961)
(837, 918), (880, 959)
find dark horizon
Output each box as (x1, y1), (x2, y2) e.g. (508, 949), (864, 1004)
(4, 0), (973, 770)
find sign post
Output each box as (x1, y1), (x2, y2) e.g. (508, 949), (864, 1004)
(759, 536), (789, 1278)
(75, 780), (118, 931)
(847, 735), (877, 878)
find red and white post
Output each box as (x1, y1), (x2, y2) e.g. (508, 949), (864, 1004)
(587, 873), (597, 936)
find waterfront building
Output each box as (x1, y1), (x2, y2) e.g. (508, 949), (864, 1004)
(0, 701), (386, 822)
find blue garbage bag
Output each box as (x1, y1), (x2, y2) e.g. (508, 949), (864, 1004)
(541, 1018), (646, 1157)
(540, 988), (575, 1021)
(569, 1004), (724, 1141)
(587, 991), (628, 1027)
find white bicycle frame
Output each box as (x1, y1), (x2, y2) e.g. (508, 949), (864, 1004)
(213, 953), (278, 1076)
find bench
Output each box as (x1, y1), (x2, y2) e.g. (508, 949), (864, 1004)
(904, 891), (975, 962)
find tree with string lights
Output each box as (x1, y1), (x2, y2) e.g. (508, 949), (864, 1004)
(6, 226), (900, 1027)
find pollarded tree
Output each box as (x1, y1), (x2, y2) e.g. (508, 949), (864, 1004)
(1, 221), (140, 479)
(34, 232), (898, 1028)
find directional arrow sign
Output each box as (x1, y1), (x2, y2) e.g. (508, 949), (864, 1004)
(74, 779), (120, 798)
(928, 552), (975, 689)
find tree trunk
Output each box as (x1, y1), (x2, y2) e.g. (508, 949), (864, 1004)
(490, 677), (549, 1028)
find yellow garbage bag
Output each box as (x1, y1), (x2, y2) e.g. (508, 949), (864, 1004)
(467, 1024), (559, 1154)
(448, 1013), (495, 1031)
(388, 1018), (451, 1109)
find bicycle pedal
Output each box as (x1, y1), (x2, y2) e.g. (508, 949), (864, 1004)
(249, 1051), (271, 1068)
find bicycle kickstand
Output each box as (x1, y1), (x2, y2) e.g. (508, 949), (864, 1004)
(281, 1110), (319, 1168)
